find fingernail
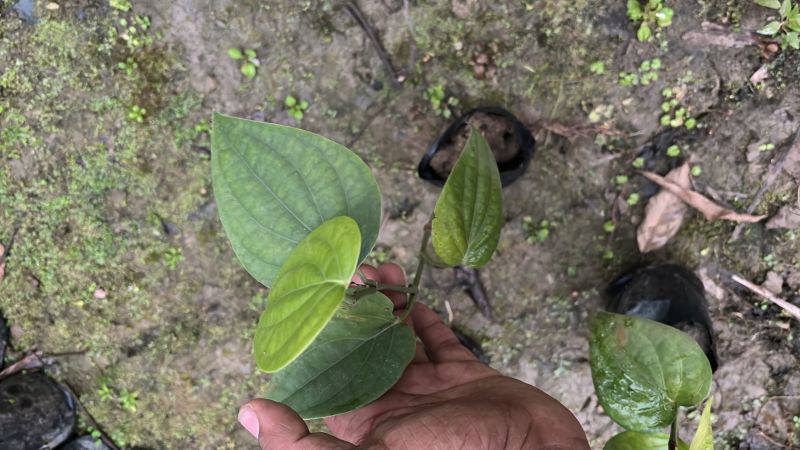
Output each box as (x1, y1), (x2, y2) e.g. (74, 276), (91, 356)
(238, 405), (259, 438)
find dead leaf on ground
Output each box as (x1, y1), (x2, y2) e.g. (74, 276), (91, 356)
(640, 166), (768, 223)
(637, 163), (691, 253)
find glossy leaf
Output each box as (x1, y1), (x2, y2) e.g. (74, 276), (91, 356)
(254, 216), (361, 373)
(267, 292), (415, 418)
(431, 129), (502, 268)
(757, 21), (782, 35)
(211, 113), (381, 287)
(605, 432), (688, 450)
(689, 400), (713, 450)
(589, 312), (712, 432)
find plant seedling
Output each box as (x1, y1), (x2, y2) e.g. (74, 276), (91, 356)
(284, 95), (310, 121)
(627, 0), (675, 42)
(211, 114), (503, 418)
(755, 0), (800, 50)
(590, 61), (606, 75)
(590, 312), (715, 449)
(127, 105), (146, 123)
(423, 84), (459, 118)
(228, 47), (260, 79)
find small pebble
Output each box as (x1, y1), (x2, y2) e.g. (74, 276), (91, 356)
(93, 288), (107, 299)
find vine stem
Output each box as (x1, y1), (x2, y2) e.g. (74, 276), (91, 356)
(668, 412), (678, 450)
(401, 221), (431, 320)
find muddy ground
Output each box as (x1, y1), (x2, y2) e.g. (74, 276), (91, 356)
(1, 0), (799, 448)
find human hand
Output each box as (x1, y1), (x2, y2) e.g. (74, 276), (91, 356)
(238, 263), (589, 449)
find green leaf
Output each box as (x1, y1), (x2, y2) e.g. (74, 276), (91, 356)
(689, 400), (713, 450)
(627, 0), (643, 20)
(655, 8), (674, 27)
(637, 22), (653, 41)
(211, 114), (381, 287)
(267, 292), (415, 418)
(240, 62), (257, 79)
(254, 216), (361, 373)
(244, 48), (257, 59)
(431, 128), (502, 268)
(755, 0), (781, 8)
(227, 48), (243, 60)
(589, 312), (713, 432)
(285, 95), (297, 107)
(785, 31), (800, 48)
(757, 20), (782, 35)
(779, 0), (792, 17)
(605, 431), (689, 450)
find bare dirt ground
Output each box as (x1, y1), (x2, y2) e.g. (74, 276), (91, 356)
(1, 0), (799, 448)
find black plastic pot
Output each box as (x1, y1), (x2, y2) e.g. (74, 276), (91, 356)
(605, 264), (718, 372)
(418, 107), (535, 188)
(0, 372), (76, 450)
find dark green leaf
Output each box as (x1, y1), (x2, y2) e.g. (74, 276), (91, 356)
(757, 20), (782, 35)
(605, 432), (688, 450)
(254, 216), (361, 372)
(267, 292), (415, 418)
(211, 113), (381, 287)
(754, 0), (782, 8)
(431, 128), (502, 268)
(589, 312), (712, 432)
(689, 400), (713, 450)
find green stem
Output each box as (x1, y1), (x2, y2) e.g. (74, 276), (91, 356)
(401, 222), (431, 320)
(668, 413), (678, 450)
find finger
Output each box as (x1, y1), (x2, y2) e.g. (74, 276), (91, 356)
(411, 304), (476, 363)
(239, 399), (354, 449)
(351, 264), (378, 285)
(411, 340), (428, 363)
(376, 263), (407, 308)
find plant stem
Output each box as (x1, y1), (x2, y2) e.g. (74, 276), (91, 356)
(668, 413), (678, 450)
(401, 222), (431, 320)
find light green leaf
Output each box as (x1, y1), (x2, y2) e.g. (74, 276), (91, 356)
(754, 0), (781, 8)
(637, 22), (653, 41)
(785, 31), (800, 48)
(227, 48), (243, 60)
(757, 20), (782, 35)
(245, 48), (257, 59)
(627, 0), (643, 20)
(689, 400), (714, 450)
(240, 62), (257, 79)
(431, 128), (502, 268)
(779, 0), (791, 17)
(211, 114), (381, 287)
(655, 8), (674, 27)
(285, 95), (297, 107)
(267, 292), (415, 418)
(254, 216), (361, 373)
(589, 312), (712, 432)
(605, 431), (689, 450)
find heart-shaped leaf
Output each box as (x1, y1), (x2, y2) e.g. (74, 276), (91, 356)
(689, 400), (713, 450)
(211, 113), (381, 287)
(605, 432), (688, 450)
(254, 216), (361, 373)
(267, 292), (415, 418)
(432, 128), (502, 268)
(589, 312), (712, 432)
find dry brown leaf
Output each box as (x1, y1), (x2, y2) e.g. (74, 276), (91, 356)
(640, 168), (768, 223)
(637, 163), (691, 253)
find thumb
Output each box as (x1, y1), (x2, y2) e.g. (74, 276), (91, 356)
(238, 399), (354, 450)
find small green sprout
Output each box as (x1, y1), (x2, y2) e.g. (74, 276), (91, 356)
(228, 47), (260, 79)
(109, 0), (132, 12)
(603, 221), (616, 233)
(285, 95), (310, 121)
(164, 247), (184, 270)
(759, 142), (776, 151)
(632, 157), (645, 169)
(615, 175), (629, 185)
(119, 389), (138, 413)
(626, 193), (641, 205)
(590, 61), (606, 74)
(691, 165), (702, 176)
(127, 105), (146, 123)
(667, 144), (681, 157)
(685, 117), (697, 129)
(523, 216), (552, 243)
(661, 87), (673, 97)
(603, 249), (615, 260)
(627, 0), (674, 42)
(755, 0), (800, 50)
(423, 84), (459, 118)
(98, 383), (114, 402)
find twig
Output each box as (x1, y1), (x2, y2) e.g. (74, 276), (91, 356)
(344, 1), (401, 87)
(0, 351), (43, 382)
(731, 128), (800, 241)
(0, 226), (19, 266)
(62, 381), (121, 450)
(755, 429), (790, 448)
(731, 274), (800, 321)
